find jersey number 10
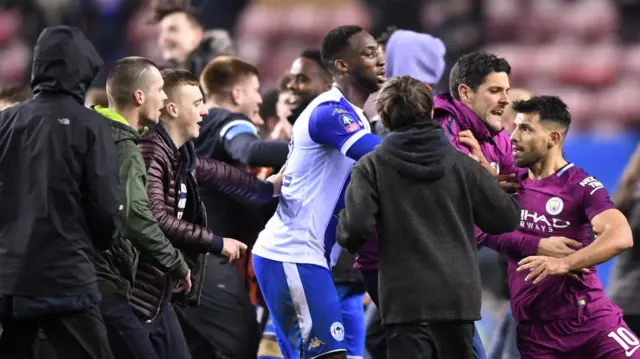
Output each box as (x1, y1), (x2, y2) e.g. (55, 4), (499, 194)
(608, 327), (640, 355)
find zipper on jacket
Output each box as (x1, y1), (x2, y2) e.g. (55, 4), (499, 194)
(146, 275), (170, 323)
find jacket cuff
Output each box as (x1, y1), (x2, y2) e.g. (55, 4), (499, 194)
(521, 234), (542, 257)
(209, 235), (224, 255)
(253, 181), (275, 203)
(172, 261), (190, 281)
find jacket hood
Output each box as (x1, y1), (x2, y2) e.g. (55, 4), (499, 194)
(385, 30), (446, 85)
(31, 26), (103, 103)
(94, 106), (140, 142)
(378, 120), (453, 181)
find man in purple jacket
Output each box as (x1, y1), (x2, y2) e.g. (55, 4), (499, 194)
(359, 49), (517, 359)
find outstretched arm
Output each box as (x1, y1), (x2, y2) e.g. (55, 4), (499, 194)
(195, 155), (275, 203)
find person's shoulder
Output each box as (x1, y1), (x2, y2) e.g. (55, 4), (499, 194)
(451, 149), (477, 166)
(564, 164), (606, 193)
(138, 129), (169, 156)
(352, 151), (377, 177)
(310, 100), (352, 119)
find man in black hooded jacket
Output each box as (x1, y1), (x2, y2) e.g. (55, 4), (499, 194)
(337, 76), (520, 359)
(0, 26), (120, 359)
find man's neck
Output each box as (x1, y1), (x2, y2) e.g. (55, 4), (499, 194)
(110, 106), (141, 130)
(206, 98), (240, 113)
(528, 150), (568, 180)
(336, 80), (370, 109)
(163, 124), (188, 149)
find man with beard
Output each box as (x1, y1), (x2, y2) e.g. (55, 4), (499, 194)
(93, 56), (191, 359)
(252, 25), (385, 359)
(480, 96), (636, 359)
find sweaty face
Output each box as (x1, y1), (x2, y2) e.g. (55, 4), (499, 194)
(287, 57), (330, 113)
(173, 84), (207, 140)
(140, 67), (167, 125)
(234, 75), (263, 125)
(511, 112), (550, 168)
(346, 31), (386, 94)
(158, 12), (202, 65)
(465, 72), (510, 133)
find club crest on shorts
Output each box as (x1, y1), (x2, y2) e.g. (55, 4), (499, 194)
(546, 197), (564, 215)
(330, 321), (345, 341)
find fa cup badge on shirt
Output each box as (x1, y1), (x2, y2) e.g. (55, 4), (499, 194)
(546, 197), (564, 216)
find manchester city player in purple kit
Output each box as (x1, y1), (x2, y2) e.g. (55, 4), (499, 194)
(479, 95), (636, 359)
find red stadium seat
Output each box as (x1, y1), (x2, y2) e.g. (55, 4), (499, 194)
(597, 81), (640, 125)
(552, 87), (595, 129)
(485, 0), (520, 41)
(622, 46), (640, 78)
(558, 44), (620, 88)
(559, 0), (617, 43)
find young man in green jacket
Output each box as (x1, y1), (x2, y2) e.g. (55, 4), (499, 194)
(94, 56), (191, 359)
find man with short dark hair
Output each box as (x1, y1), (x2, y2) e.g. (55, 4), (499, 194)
(94, 56), (191, 359)
(284, 49), (332, 125)
(337, 75), (520, 359)
(252, 25), (385, 359)
(479, 96), (637, 358)
(0, 25), (119, 359)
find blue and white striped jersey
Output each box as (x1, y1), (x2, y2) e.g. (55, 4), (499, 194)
(252, 88), (379, 268)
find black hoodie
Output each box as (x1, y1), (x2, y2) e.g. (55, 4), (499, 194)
(336, 120), (520, 324)
(0, 26), (121, 300)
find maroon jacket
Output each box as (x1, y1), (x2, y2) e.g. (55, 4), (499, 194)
(130, 128), (274, 320)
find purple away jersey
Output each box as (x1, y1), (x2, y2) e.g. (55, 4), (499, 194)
(505, 163), (640, 358)
(508, 163), (615, 322)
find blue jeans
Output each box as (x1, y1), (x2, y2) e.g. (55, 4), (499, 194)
(361, 269), (487, 359)
(335, 283), (366, 358)
(487, 306), (520, 359)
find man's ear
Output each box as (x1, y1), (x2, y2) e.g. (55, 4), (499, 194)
(231, 87), (242, 105)
(458, 84), (473, 103)
(166, 102), (178, 118)
(334, 59), (349, 74)
(133, 89), (145, 106)
(548, 130), (563, 148)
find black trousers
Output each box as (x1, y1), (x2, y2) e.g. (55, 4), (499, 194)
(386, 321), (475, 359)
(0, 304), (113, 359)
(176, 258), (260, 359)
(99, 294), (191, 359)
